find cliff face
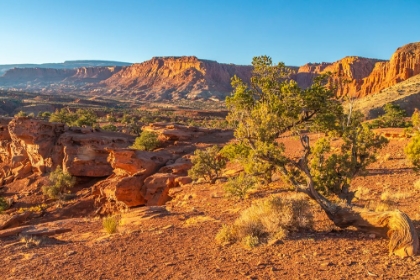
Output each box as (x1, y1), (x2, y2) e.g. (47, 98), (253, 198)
(102, 56), (253, 100)
(293, 42), (420, 97)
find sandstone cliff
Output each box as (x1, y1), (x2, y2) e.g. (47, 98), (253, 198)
(293, 42), (420, 97)
(101, 56), (253, 100)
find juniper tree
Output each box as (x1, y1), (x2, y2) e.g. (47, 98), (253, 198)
(223, 56), (417, 257)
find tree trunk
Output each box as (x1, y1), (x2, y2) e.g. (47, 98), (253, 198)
(300, 169), (419, 258)
(296, 136), (419, 258)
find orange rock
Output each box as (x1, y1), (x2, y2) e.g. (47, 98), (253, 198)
(141, 173), (177, 206)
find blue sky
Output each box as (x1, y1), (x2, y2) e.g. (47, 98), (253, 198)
(0, 0), (419, 66)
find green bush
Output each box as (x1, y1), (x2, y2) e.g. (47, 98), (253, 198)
(188, 145), (227, 184)
(0, 196), (9, 212)
(224, 172), (256, 200)
(42, 166), (76, 200)
(49, 108), (97, 127)
(102, 124), (118, 132)
(131, 131), (161, 151)
(405, 109), (420, 170)
(370, 103), (407, 128)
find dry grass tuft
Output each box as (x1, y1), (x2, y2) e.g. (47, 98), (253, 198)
(354, 186), (370, 200)
(414, 179), (420, 191)
(215, 194), (313, 248)
(102, 216), (119, 234)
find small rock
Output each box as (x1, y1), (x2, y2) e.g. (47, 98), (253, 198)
(165, 262), (175, 266)
(320, 262), (333, 267)
(65, 250), (76, 256)
(369, 234), (376, 239)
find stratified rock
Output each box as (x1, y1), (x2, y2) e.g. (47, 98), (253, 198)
(102, 56), (252, 100)
(141, 173), (177, 206)
(292, 42), (420, 97)
(142, 123), (218, 142)
(107, 149), (172, 176)
(0, 116), (134, 181)
(56, 129), (133, 177)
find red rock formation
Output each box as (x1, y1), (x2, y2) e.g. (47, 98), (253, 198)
(293, 42), (420, 97)
(102, 56), (252, 100)
(0, 117), (134, 182)
(66, 66), (122, 82)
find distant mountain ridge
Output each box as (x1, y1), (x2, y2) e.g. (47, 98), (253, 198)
(0, 42), (419, 101)
(0, 60), (132, 75)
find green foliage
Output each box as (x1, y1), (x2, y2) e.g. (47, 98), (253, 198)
(188, 145), (227, 183)
(310, 114), (388, 195)
(102, 216), (119, 234)
(225, 56), (387, 198)
(405, 110), (420, 170)
(42, 166), (76, 200)
(131, 131), (161, 151)
(49, 108), (97, 127)
(15, 110), (28, 117)
(37, 111), (51, 119)
(224, 172), (256, 200)
(102, 124), (118, 132)
(0, 196), (9, 212)
(370, 103), (407, 128)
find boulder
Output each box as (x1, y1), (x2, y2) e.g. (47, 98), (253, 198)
(141, 173), (177, 206)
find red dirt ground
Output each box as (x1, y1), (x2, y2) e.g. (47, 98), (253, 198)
(1, 128), (420, 279)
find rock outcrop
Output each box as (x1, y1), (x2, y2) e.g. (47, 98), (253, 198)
(102, 56), (253, 100)
(0, 116), (134, 183)
(293, 42), (420, 97)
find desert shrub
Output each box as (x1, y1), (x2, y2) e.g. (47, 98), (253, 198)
(38, 111), (51, 119)
(224, 172), (256, 200)
(102, 216), (119, 234)
(369, 103), (407, 128)
(49, 108), (97, 127)
(20, 235), (42, 248)
(414, 179), (420, 191)
(188, 145), (227, 184)
(353, 186), (370, 200)
(216, 195), (313, 247)
(215, 224), (237, 244)
(15, 111), (28, 117)
(102, 124), (118, 132)
(42, 166), (76, 200)
(242, 234), (259, 249)
(131, 131), (161, 151)
(0, 196), (9, 212)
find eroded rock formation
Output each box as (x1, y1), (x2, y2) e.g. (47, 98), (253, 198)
(102, 56), (253, 100)
(293, 42), (420, 97)
(0, 117), (215, 211)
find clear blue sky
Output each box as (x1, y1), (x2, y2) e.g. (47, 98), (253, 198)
(0, 0), (419, 66)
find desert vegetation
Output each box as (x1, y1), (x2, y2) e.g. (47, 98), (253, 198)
(42, 166), (76, 200)
(211, 56), (418, 256)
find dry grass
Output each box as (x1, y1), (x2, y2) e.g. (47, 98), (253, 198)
(354, 186), (370, 200)
(215, 194), (313, 248)
(102, 216), (119, 234)
(20, 235), (42, 248)
(414, 179), (420, 191)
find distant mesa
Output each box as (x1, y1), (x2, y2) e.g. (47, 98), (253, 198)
(0, 42), (419, 101)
